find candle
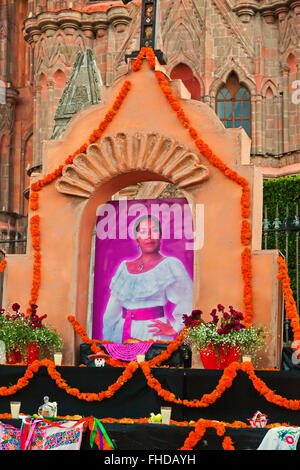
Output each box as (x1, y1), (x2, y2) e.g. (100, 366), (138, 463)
(0, 340), (6, 363)
(242, 355), (252, 362)
(136, 354), (145, 363)
(160, 406), (172, 425)
(54, 352), (62, 366)
(10, 401), (21, 419)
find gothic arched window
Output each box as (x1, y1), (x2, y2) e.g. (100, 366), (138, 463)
(216, 72), (251, 136)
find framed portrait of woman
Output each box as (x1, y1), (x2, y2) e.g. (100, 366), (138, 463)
(92, 198), (194, 343)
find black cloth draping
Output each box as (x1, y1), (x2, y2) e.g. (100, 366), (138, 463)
(1, 365), (300, 426)
(183, 369), (300, 425)
(0, 365), (184, 420)
(2, 418), (269, 451)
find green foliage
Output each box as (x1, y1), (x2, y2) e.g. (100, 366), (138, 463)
(263, 175), (300, 297)
(182, 306), (267, 364)
(183, 322), (267, 358)
(0, 309), (63, 359)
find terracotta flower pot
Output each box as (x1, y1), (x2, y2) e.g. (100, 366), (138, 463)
(6, 349), (23, 364)
(200, 343), (240, 369)
(26, 342), (40, 364)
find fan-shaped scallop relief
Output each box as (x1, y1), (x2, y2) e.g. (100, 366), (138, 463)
(55, 132), (210, 198)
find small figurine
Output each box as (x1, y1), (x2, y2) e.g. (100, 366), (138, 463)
(248, 411), (268, 428)
(38, 396), (57, 418)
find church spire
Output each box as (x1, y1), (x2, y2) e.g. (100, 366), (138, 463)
(51, 49), (103, 140)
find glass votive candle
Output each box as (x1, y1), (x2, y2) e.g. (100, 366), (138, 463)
(242, 355), (252, 363)
(136, 354), (145, 363)
(10, 401), (21, 419)
(161, 406), (172, 425)
(54, 352), (62, 366)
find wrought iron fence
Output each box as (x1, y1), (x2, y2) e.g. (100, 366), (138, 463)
(263, 203), (300, 345)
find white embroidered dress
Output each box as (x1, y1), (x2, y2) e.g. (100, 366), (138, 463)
(102, 256), (193, 343)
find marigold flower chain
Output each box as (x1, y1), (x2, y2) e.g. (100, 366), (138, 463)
(29, 80), (132, 205)
(2, 357), (300, 414)
(132, 48), (254, 325)
(241, 247), (253, 327)
(0, 259), (7, 274)
(277, 256), (300, 345)
(67, 316), (300, 410)
(27, 215), (41, 313)
(67, 315), (186, 368)
(24, 80), (132, 312)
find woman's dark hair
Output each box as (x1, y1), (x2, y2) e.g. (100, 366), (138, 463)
(133, 215), (162, 239)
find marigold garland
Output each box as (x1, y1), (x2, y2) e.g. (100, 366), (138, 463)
(0, 358), (138, 402)
(25, 80), (132, 311)
(277, 255), (300, 346)
(140, 360), (300, 411)
(0, 259), (7, 274)
(67, 315), (186, 368)
(222, 436), (235, 450)
(67, 316), (300, 410)
(27, 215), (41, 313)
(131, 48), (254, 326)
(0, 410), (295, 451)
(180, 418), (226, 450)
(2, 359), (300, 415)
(30, 80), (132, 201)
(241, 247), (253, 328)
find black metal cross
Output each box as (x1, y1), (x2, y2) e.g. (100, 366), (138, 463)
(123, 0), (167, 64)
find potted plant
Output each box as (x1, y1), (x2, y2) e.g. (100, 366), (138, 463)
(182, 305), (267, 369)
(0, 305), (28, 363)
(26, 304), (64, 362)
(0, 303), (63, 364)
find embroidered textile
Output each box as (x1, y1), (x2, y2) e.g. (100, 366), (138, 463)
(257, 426), (300, 450)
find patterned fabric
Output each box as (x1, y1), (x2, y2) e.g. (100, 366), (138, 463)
(257, 426), (300, 450)
(103, 343), (153, 361)
(0, 419), (83, 451)
(43, 422), (83, 451)
(0, 423), (20, 451)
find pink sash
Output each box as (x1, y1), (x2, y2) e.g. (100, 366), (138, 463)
(122, 306), (164, 342)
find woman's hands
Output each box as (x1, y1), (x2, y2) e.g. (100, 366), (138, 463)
(148, 319), (176, 337)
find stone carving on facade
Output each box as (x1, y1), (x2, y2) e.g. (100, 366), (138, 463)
(212, 53), (256, 97)
(55, 132), (210, 198)
(279, 11), (298, 53)
(212, 0), (254, 58)
(32, 31), (87, 82)
(0, 22), (7, 39)
(0, 103), (14, 134)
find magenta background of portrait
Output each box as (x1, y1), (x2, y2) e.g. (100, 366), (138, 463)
(92, 198), (194, 340)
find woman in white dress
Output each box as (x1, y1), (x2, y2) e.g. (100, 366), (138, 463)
(102, 215), (193, 343)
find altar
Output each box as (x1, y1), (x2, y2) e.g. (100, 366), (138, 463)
(1, 362), (300, 450)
